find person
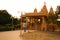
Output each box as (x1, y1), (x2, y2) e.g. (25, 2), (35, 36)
(20, 23), (26, 37)
(23, 23), (26, 32)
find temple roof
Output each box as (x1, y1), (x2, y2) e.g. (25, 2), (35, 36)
(21, 13), (47, 17)
(21, 2), (55, 17)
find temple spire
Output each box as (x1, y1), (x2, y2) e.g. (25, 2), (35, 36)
(40, 2), (48, 16)
(34, 8), (37, 14)
(49, 6), (54, 15)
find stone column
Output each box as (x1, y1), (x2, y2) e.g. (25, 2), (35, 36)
(30, 17), (33, 30)
(20, 17), (23, 36)
(26, 17), (28, 30)
(41, 16), (47, 31)
(26, 17), (31, 30)
(20, 17), (23, 30)
(34, 19), (37, 30)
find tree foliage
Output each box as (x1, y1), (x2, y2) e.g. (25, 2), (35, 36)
(55, 6), (60, 27)
(48, 14), (57, 24)
(13, 18), (20, 25)
(0, 10), (20, 31)
(0, 10), (11, 25)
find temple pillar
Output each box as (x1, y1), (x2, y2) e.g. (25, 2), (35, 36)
(41, 16), (47, 31)
(26, 17), (31, 30)
(20, 17), (23, 36)
(34, 19), (37, 30)
(26, 17), (28, 30)
(30, 17), (32, 30)
(20, 17), (23, 30)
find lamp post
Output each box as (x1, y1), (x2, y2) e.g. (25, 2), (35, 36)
(11, 16), (14, 30)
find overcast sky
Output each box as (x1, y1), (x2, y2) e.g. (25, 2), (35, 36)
(0, 0), (60, 18)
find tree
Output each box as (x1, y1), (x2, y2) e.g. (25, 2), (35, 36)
(48, 14), (57, 24)
(55, 6), (60, 27)
(0, 10), (20, 31)
(13, 18), (20, 25)
(0, 10), (11, 25)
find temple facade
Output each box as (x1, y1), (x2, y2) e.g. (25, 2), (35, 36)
(20, 3), (56, 31)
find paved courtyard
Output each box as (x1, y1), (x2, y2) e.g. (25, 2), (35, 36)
(20, 30), (60, 40)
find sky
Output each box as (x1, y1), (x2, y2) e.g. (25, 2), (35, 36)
(0, 0), (60, 18)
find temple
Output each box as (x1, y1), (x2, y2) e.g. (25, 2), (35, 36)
(20, 3), (56, 31)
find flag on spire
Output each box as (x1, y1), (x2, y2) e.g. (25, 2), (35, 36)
(44, 2), (46, 5)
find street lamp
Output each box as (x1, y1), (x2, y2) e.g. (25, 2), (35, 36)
(11, 16), (14, 30)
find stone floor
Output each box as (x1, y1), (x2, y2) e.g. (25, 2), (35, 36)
(20, 30), (60, 40)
